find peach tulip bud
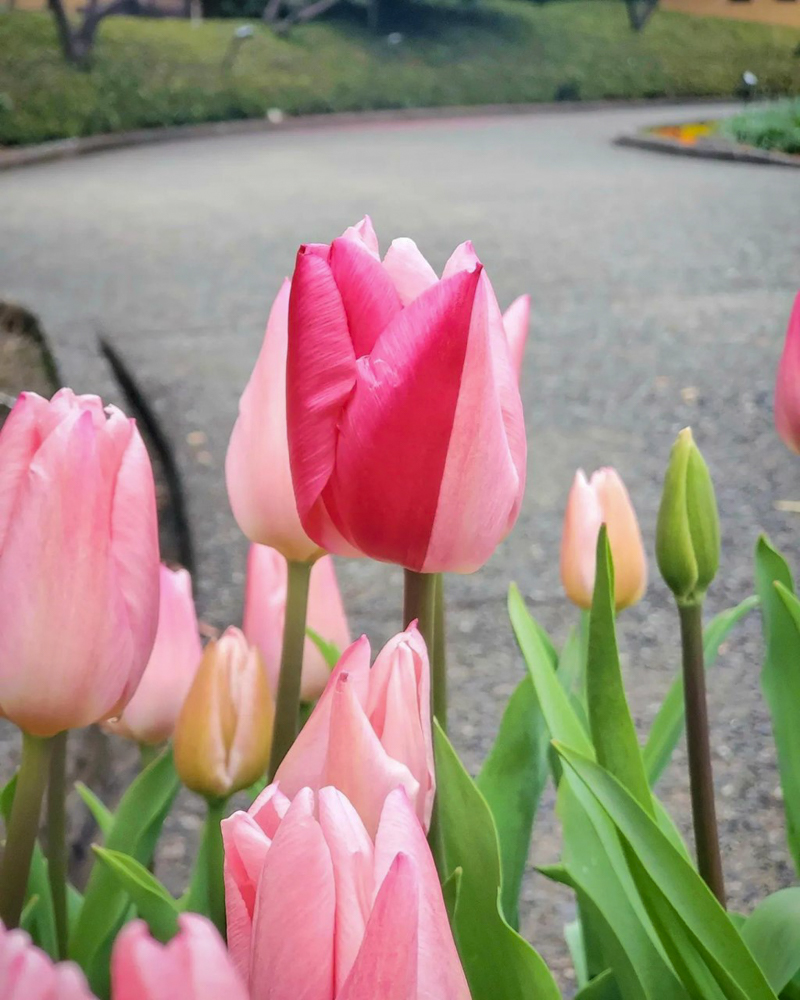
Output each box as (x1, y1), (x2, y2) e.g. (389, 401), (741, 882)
(561, 467), (647, 611)
(222, 785), (470, 1000)
(0, 922), (95, 999)
(111, 914), (248, 1000)
(275, 626), (434, 835)
(287, 220), (527, 573)
(106, 565), (203, 745)
(173, 627), (273, 799)
(0, 389), (160, 737)
(775, 293), (800, 454)
(225, 279), (324, 563)
(243, 545), (351, 702)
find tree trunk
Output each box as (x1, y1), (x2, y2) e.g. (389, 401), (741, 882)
(47, 0), (80, 64)
(625, 0), (658, 32)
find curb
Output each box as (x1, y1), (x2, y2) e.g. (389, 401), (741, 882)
(614, 130), (800, 169)
(0, 96), (739, 172)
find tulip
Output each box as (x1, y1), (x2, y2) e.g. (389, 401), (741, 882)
(775, 292), (800, 454)
(656, 428), (719, 609)
(106, 565), (203, 745)
(225, 279), (324, 564)
(222, 784), (470, 1000)
(111, 914), (248, 1000)
(0, 922), (95, 999)
(286, 220), (527, 574)
(275, 625), (434, 834)
(561, 467), (647, 611)
(173, 627), (273, 799)
(243, 545), (351, 702)
(0, 389), (160, 736)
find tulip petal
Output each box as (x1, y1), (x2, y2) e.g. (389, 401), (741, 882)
(324, 267), (481, 570)
(275, 635), (372, 799)
(341, 216), (380, 258)
(175, 914), (249, 1000)
(776, 293), (800, 454)
(302, 555), (351, 701)
(560, 469), (604, 609)
(318, 787), (376, 991)
(592, 468), (647, 610)
(502, 293), (530, 382)
(337, 853), (419, 1000)
(423, 269), (525, 573)
(287, 247), (360, 553)
(328, 237), (402, 358)
(222, 812), (272, 981)
(249, 789), (335, 1000)
(382, 238), (438, 306)
(374, 790), (471, 1000)
(441, 240), (480, 280)
(324, 671), (420, 838)
(0, 392), (49, 550)
(226, 281), (322, 562)
(111, 921), (183, 1000)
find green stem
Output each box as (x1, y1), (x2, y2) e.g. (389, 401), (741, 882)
(205, 797), (227, 936)
(139, 742), (163, 771)
(269, 559), (312, 779)
(0, 732), (53, 929)
(432, 574), (447, 732)
(678, 602), (726, 906)
(47, 731), (68, 959)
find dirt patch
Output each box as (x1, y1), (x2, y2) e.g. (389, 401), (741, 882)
(663, 0), (800, 28)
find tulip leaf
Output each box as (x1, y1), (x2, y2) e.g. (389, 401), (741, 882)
(306, 628), (341, 670)
(442, 867), (462, 926)
(556, 743), (779, 1000)
(92, 847), (179, 943)
(70, 746), (180, 997)
(476, 673), (548, 929)
(574, 970), (622, 1000)
(1, 772), (58, 958)
(754, 536), (800, 876)
(586, 528), (653, 817)
(433, 722), (562, 1000)
(738, 889), (800, 992)
(75, 782), (114, 840)
(644, 596), (758, 786)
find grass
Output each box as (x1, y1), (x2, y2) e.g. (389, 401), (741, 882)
(722, 98), (800, 154)
(1, 0), (799, 146)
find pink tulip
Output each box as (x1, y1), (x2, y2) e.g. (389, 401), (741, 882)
(286, 218), (528, 573)
(222, 785), (470, 1000)
(561, 467), (647, 611)
(226, 279), (324, 563)
(111, 914), (248, 1000)
(274, 625), (434, 834)
(0, 922), (95, 999)
(775, 292), (800, 454)
(0, 389), (160, 737)
(106, 565), (203, 745)
(243, 544), (351, 702)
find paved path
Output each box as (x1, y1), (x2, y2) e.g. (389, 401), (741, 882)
(2, 103), (799, 985)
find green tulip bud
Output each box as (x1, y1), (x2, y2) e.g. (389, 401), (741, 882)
(656, 427), (720, 607)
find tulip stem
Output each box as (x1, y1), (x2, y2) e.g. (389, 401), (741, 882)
(205, 797), (227, 937)
(679, 601), (726, 906)
(403, 570), (439, 719)
(139, 742), (162, 771)
(47, 731), (69, 959)
(432, 574), (448, 733)
(269, 559), (312, 779)
(0, 732), (53, 929)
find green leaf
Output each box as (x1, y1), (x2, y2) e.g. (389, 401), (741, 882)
(586, 527), (653, 816)
(556, 744), (778, 1000)
(740, 888), (800, 992)
(476, 674), (548, 929)
(92, 848), (179, 943)
(433, 722), (562, 1000)
(306, 628), (341, 670)
(754, 535), (800, 876)
(70, 746), (180, 996)
(565, 919), (589, 988)
(75, 782), (114, 839)
(442, 867), (462, 926)
(644, 596), (758, 786)
(575, 970), (622, 1000)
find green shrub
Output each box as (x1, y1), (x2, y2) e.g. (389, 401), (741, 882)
(722, 98), (800, 154)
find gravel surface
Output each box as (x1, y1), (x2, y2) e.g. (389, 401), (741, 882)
(1, 102), (799, 989)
